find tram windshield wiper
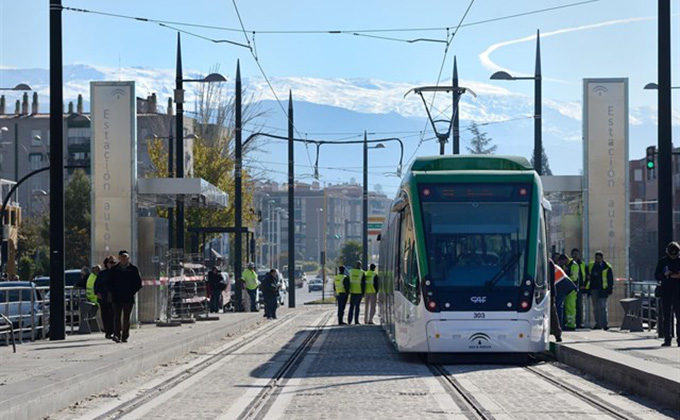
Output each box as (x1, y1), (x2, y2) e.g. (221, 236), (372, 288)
(485, 251), (522, 288)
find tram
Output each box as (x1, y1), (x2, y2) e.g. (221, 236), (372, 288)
(378, 155), (550, 354)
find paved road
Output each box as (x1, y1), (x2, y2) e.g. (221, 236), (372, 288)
(49, 306), (677, 420)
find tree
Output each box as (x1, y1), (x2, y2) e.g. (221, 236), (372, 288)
(64, 169), (91, 269)
(17, 255), (35, 281)
(466, 122), (497, 155)
(337, 240), (362, 267)
(530, 146), (553, 175)
(17, 215), (49, 276)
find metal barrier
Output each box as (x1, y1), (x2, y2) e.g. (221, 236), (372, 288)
(628, 281), (659, 332)
(0, 283), (48, 344)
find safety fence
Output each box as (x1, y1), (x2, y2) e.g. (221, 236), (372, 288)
(627, 280), (660, 332)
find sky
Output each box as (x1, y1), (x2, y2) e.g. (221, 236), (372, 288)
(0, 0), (678, 192)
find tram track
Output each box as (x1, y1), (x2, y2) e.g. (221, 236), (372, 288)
(427, 364), (494, 420)
(236, 311), (333, 420)
(88, 312), (301, 420)
(523, 365), (646, 420)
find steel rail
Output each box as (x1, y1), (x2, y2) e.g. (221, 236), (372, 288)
(90, 312), (299, 420)
(237, 311), (333, 420)
(524, 365), (644, 420)
(427, 364), (494, 420)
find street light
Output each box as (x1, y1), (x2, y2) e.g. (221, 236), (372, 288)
(643, 82), (680, 90)
(174, 33), (226, 254)
(490, 29), (542, 175)
(363, 133), (388, 268)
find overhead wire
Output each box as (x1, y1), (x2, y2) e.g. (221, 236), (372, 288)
(407, 0), (475, 168)
(60, 1), (602, 36)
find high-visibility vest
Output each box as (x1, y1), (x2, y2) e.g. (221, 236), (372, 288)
(349, 268), (364, 294)
(86, 273), (98, 304)
(586, 261), (611, 291)
(335, 274), (347, 294)
(565, 260), (579, 285)
(365, 270), (377, 294)
(242, 269), (258, 290)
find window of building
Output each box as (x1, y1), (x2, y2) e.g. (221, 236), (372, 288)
(29, 153), (43, 170)
(67, 127), (91, 146)
(634, 169), (642, 182)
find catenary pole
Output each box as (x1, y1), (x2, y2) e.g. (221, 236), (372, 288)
(49, 0), (65, 340)
(234, 60), (243, 310)
(657, 0), (673, 257)
(288, 91), (296, 308)
(452, 57), (460, 155)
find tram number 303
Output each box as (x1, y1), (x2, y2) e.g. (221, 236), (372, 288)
(473, 313), (485, 319)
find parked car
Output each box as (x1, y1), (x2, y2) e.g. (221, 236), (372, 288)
(0, 281), (49, 341)
(36, 269), (87, 324)
(308, 277), (323, 293)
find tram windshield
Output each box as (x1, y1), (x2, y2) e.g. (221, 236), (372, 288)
(419, 183), (532, 288)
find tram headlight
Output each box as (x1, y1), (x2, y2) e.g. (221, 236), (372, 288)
(520, 300), (530, 310)
(427, 300), (437, 311)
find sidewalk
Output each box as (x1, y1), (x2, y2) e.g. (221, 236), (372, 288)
(555, 328), (680, 411)
(0, 312), (266, 420)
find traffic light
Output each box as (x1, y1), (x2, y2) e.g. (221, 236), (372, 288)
(646, 146), (656, 170)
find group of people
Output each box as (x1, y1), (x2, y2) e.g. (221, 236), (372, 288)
(334, 261), (380, 325)
(549, 249), (615, 342)
(240, 262), (280, 319)
(81, 250), (143, 343)
(548, 242), (680, 347)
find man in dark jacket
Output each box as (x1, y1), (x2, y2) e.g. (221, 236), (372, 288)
(109, 250), (142, 343)
(261, 269), (280, 319)
(95, 255), (117, 339)
(655, 241), (680, 347)
(207, 266), (223, 313)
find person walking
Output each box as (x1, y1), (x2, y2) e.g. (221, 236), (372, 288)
(347, 261), (365, 325)
(262, 269), (280, 319)
(655, 241), (680, 347)
(109, 250), (142, 343)
(363, 263), (380, 324)
(334, 266), (350, 325)
(586, 251), (614, 330)
(558, 255), (577, 330)
(242, 262), (259, 312)
(95, 256), (116, 339)
(569, 248), (587, 328)
(207, 266), (223, 313)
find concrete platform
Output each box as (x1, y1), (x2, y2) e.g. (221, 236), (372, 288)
(555, 328), (680, 411)
(0, 312), (266, 420)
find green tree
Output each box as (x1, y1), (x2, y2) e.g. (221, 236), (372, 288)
(530, 146), (553, 175)
(61, 169), (91, 269)
(466, 122), (497, 155)
(17, 215), (49, 275)
(17, 255), (35, 281)
(337, 240), (362, 267)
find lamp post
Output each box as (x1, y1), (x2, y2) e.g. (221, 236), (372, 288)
(174, 33), (226, 255)
(0, 84), (32, 92)
(490, 29), (542, 175)
(363, 131), (386, 269)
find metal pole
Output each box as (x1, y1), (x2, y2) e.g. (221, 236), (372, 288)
(49, 0), (65, 340)
(452, 57), (460, 155)
(657, 0), (673, 256)
(276, 210), (282, 269)
(13, 122), (18, 202)
(168, 116), (174, 249)
(534, 29), (543, 175)
(268, 203), (273, 269)
(363, 131), (368, 268)
(175, 33), (185, 252)
(288, 91), (295, 308)
(234, 60), (243, 310)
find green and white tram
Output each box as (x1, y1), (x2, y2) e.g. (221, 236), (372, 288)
(378, 155), (550, 354)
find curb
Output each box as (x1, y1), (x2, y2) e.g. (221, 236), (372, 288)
(555, 341), (680, 411)
(0, 313), (264, 420)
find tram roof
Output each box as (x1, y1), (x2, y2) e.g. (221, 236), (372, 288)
(410, 155), (533, 172)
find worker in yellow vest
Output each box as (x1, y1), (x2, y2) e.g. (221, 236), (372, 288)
(86, 265), (101, 305)
(242, 262), (260, 312)
(586, 251), (614, 330)
(347, 261), (366, 325)
(363, 263), (380, 324)
(334, 266), (350, 325)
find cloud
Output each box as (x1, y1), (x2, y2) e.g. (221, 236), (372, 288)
(479, 16), (655, 80)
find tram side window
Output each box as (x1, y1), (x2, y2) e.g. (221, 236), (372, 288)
(401, 206), (419, 304)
